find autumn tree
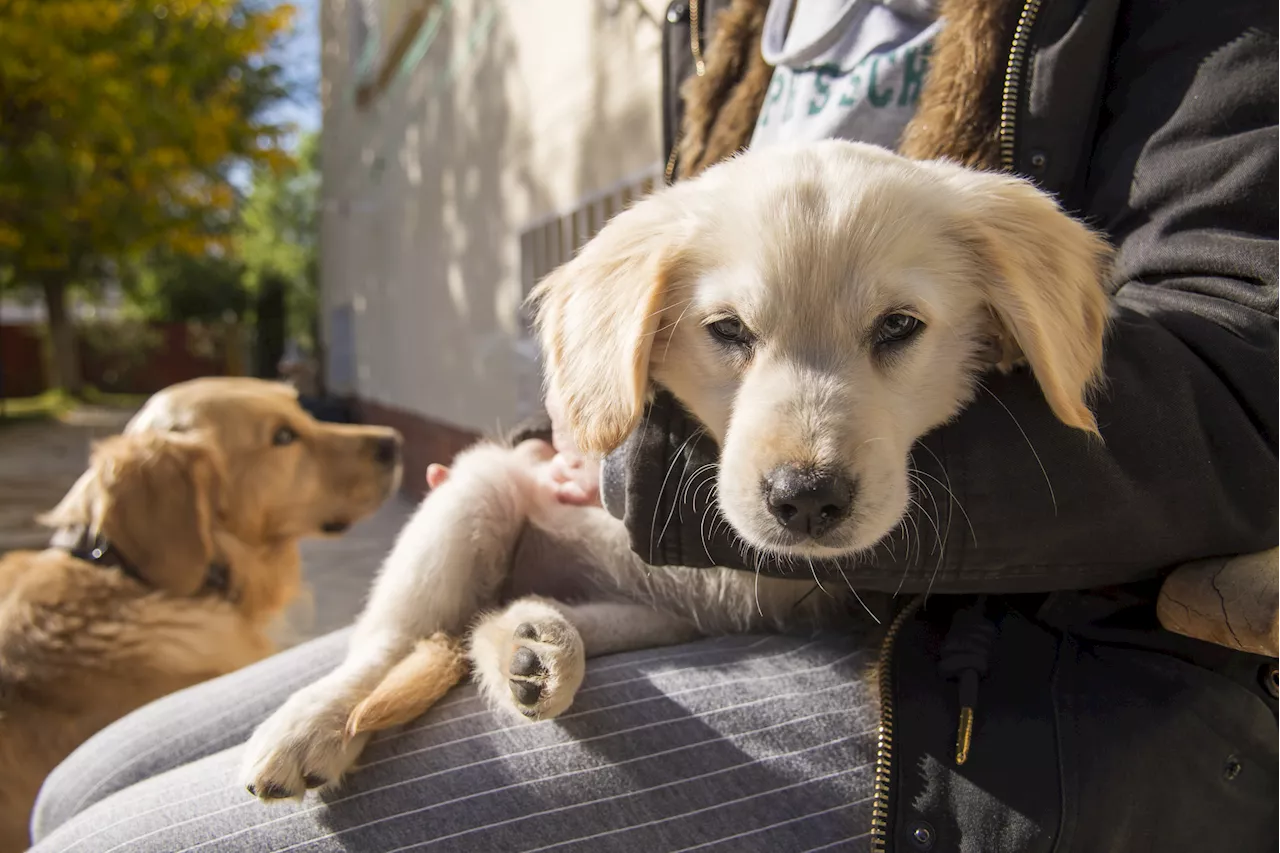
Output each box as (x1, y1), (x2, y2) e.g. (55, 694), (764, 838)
(0, 0), (294, 394)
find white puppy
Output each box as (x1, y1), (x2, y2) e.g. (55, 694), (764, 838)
(240, 140), (1111, 799)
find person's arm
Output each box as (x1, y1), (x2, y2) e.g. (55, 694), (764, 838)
(602, 7), (1278, 592)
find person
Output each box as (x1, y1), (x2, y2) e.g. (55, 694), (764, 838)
(28, 0), (1276, 850)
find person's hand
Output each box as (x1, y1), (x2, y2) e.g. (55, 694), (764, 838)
(543, 450), (600, 506)
(542, 382), (601, 507)
(426, 435), (601, 508)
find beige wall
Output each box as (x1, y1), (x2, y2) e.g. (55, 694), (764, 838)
(320, 0), (666, 433)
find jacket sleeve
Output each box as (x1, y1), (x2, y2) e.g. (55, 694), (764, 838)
(602, 5), (1278, 592)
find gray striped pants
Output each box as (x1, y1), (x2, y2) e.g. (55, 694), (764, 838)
(30, 630), (877, 853)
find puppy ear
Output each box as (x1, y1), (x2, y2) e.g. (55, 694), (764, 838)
(53, 432), (225, 595)
(528, 194), (689, 456)
(940, 166), (1113, 435)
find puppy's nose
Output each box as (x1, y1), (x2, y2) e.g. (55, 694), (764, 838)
(765, 465), (854, 538)
(372, 435), (401, 467)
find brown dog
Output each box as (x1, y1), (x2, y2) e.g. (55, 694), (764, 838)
(0, 378), (401, 851)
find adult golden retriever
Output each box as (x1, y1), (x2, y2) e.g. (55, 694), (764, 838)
(0, 378), (401, 851)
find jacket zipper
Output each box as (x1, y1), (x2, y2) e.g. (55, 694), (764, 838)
(869, 595), (923, 853)
(867, 15), (1043, 847)
(665, 0), (707, 184)
(664, 129), (682, 184)
(998, 0), (1044, 171)
(688, 0), (707, 77)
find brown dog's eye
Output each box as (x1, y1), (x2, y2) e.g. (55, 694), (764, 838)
(708, 316), (754, 347)
(875, 313), (923, 346)
(273, 426), (298, 447)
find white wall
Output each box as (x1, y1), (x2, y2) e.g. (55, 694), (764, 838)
(321, 0), (666, 432)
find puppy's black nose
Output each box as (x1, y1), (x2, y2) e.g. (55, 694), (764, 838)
(372, 435), (401, 467)
(765, 465), (854, 538)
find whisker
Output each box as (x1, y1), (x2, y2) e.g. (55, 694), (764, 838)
(845, 574), (882, 625)
(752, 553), (764, 618)
(698, 487), (721, 565)
(659, 297), (698, 362)
(912, 451), (977, 547)
(649, 428), (705, 561)
(638, 298), (696, 340)
(979, 381), (1058, 514)
(805, 556), (833, 600)
(681, 463), (719, 506)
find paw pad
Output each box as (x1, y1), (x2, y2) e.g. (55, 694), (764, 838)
(509, 646), (544, 676)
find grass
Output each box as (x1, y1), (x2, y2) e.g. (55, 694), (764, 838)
(79, 387), (149, 409)
(0, 389), (77, 423)
(0, 387), (148, 424)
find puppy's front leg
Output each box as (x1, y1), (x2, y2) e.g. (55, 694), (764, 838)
(240, 443), (536, 800)
(471, 597), (700, 720)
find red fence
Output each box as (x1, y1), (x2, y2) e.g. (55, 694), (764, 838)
(0, 321), (234, 397)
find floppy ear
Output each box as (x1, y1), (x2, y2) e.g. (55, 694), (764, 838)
(528, 193), (690, 456)
(43, 432), (225, 595)
(939, 165), (1114, 435)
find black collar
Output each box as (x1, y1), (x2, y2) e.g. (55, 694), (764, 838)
(64, 529), (233, 598)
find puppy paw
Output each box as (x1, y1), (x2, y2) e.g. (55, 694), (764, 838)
(239, 684), (368, 801)
(505, 616), (585, 719)
(470, 599), (585, 721)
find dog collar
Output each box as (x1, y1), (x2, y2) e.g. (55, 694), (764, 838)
(64, 529), (233, 598)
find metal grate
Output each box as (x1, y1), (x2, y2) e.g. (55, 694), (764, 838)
(513, 163), (662, 420)
(517, 164), (663, 298)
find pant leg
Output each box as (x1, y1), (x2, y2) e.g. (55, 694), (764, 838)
(31, 629), (352, 839)
(31, 633), (878, 853)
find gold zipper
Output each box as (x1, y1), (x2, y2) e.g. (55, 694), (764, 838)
(689, 0), (707, 77)
(665, 0), (707, 184)
(869, 9), (1041, 847)
(998, 0), (1044, 171)
(869, 595), (923, 853)
(664, 127), (682, 184)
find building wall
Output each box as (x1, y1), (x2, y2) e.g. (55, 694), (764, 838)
(320, 0), (667, 485)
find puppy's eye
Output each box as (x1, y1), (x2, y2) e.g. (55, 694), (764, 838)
(875, 313), (923, 346)
(273, 426), (298, 447)
(707, 316), (754, 346)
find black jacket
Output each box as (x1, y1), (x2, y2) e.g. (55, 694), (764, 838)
(596, 0), (1280, 849)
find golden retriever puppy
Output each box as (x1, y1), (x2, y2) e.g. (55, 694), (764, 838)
(0, 378), (402, 850)
(240, 140), (1111, 800)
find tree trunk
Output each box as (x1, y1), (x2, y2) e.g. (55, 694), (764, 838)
(41, 274), (83, 397)
(253, 274), (287, 379)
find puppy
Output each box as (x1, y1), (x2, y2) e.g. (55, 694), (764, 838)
(0, 379), (402, 851)
(240, 140), (1111, 800)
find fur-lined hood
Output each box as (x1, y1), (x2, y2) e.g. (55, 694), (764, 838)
(673, 0), (1021, 180)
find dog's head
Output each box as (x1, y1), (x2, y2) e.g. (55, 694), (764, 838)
(125, 377), (402, 543)
(41, 431), (228, 596)
(532, 141), (1111, 558)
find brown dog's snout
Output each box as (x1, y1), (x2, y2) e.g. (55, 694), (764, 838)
(369, 433), (403, 468)
(764, 465), (855, 538)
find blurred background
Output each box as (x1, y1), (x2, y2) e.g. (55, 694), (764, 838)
(0, 0), (669, 632)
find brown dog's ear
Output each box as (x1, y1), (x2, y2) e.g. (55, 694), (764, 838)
(528, 192), (690, 456)
(42, 432), (225, 595)
(939, 165), (1114, 435)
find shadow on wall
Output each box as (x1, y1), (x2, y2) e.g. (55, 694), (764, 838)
(330, 0), (663, 488)
(575, 0), (664, 198)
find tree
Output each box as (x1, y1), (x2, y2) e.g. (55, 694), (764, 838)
(238, 130), (321, 373)
(0, 0), (295, 394)
(123, 248), (250, 323)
